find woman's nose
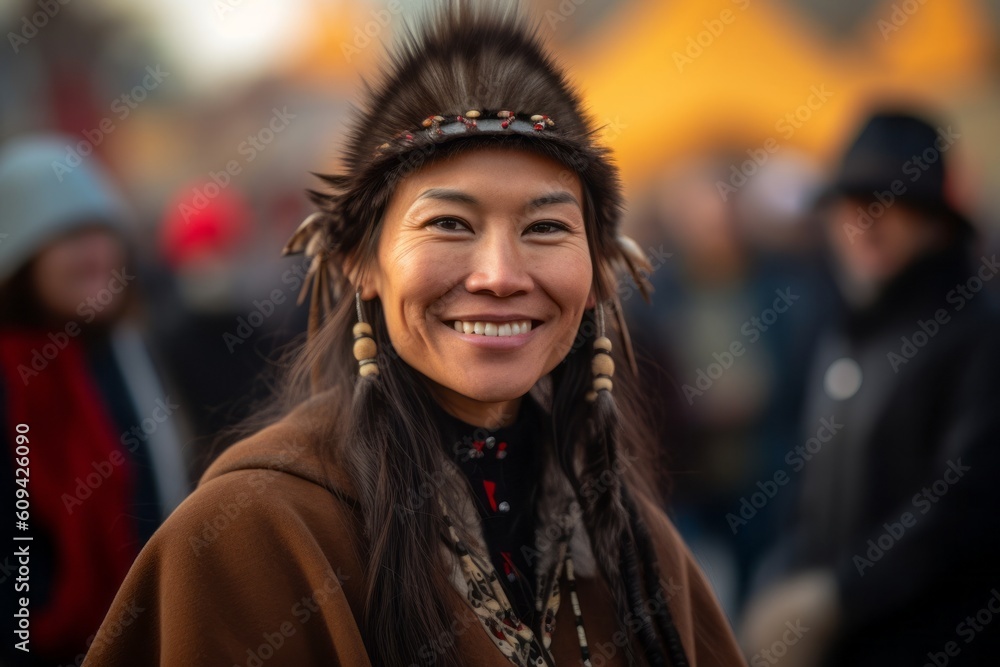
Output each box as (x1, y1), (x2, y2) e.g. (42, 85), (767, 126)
(463, 231), (533, 297)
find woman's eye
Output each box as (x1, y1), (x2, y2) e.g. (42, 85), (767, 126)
(528, 221), (569, 235)
(430, 218), (468, 232)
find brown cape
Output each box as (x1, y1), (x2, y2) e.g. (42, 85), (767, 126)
(82, 391), (745, 666)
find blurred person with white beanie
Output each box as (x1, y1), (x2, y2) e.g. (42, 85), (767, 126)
(0, 134), (190, 666)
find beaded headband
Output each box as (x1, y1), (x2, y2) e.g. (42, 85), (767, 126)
(374, 109), (556, 157)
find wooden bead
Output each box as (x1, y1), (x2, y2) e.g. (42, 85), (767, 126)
(465, 109), (481, 118)
(594, 336), (612, 352)
(593, 377), (613, 393)
(592, 353), (614, 378)
(359, 360), (379, 377)
(353, 322), (373, 337)
(353, 337), (377, 361)
(585, 390), (597, 402)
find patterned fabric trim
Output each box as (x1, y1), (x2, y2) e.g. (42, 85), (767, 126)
(440, 496), (557, 666)
(435, 413), (601, 666)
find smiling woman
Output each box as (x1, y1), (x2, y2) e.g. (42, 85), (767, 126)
(83, 2), (744, 667)
(364, 148), (594, 425)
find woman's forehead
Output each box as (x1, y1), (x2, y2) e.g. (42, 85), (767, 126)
(391, 146), (584, 206)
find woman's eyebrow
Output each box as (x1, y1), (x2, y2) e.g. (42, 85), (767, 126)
(525, 191), (580, 211)
(412, 188), (580, 211)
(416, 188), (479, 205)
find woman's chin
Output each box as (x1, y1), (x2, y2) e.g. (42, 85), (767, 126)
(435, 374), (538, 405)
(469, 381), (534, 402)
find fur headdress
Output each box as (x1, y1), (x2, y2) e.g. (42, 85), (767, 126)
(284, 0), (653, 372)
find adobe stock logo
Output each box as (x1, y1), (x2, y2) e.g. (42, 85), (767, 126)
(682, 288), (799, 405)
(672, 0), (752, 73)
(50, 67), (170, 181)
(878, 0), (931, 40)
(749, 619), (810, 667)
(15, 267), (135, 386)
(853, 459), (970, 576)
(887, 255), (999, 373)
(726, 416), (842, 534)
(179, 107), (296, 223)
(7, 0), (72, 54)
(339, 0), (404, 62)
(921, 588), (1000, 667)
(61, 397), (179, 515)
(842, 125), (961, 244)
(716, 84), (834, 201)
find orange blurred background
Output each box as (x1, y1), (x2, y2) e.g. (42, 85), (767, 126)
(3, 0), (998, 242)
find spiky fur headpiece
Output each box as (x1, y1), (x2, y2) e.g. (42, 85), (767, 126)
(284, 0), (653, 371)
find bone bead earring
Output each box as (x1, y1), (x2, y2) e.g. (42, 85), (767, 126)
(586, 301), (614, 402)
(353, 288), (379, 378)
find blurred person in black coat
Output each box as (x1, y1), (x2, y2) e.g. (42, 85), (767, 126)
(739, 110), (1000, 666)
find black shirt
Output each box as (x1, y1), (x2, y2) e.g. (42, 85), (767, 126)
(429, 393), (546, 630)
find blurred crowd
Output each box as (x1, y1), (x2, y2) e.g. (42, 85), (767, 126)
(1, 0), (999, 665)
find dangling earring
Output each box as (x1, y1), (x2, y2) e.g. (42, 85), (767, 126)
(353, 288), (379, 378)
(586, 301), (614, 402)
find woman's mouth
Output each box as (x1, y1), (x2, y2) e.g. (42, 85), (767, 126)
(446, 319), (542, 337)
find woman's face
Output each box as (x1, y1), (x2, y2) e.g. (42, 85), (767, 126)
(32, 225), (129, 323)
(360, 147), (595, 422)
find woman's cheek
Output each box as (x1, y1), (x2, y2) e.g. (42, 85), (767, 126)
(547, 247), (593, 302)
(385, 286), (440, 352)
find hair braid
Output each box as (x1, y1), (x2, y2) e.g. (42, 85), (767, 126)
(621, 531), (667, 667)
(552, 304), (697, 667)
(623, 485), (691, 667)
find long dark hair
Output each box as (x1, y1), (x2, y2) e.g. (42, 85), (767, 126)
(252, 139), (690, 667)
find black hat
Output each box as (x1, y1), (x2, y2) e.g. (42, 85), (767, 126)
(817, 109), (974, 235)
(283, 0), (653, 362)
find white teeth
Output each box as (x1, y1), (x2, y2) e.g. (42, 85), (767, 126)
(451, 319), (533, 337)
